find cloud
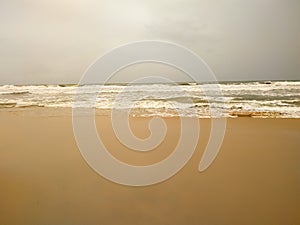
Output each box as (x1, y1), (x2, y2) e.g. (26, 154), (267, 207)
(0, 0), (299, 84)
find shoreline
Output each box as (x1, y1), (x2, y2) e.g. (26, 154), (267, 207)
(0, 107), (295, 118)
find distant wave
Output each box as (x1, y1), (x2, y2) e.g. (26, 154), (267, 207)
(142, 96), (208, 104)
(18, 104), (44, 108)
(58, 84), (78, 87)
(0, 102), (44, 108)
(0, 91), (31, 95)
(0, 102), (17, 108)
(281, 100), (300, 106)
(231, 94), (300, 101)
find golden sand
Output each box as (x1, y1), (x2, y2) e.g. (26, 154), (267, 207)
(0, 108), (299, 225)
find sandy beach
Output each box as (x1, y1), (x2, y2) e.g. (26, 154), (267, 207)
(0, 108), (299, 225)
(1, 0), (299, 224)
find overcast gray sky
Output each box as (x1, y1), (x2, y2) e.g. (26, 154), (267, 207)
(0, 0), (299, 84)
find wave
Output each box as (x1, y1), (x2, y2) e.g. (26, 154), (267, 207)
(0, 102), (45, 108)
(142, 96), (209, 104)
(18, 104), (44, 108)
(231, 95), (300, 101)
(229, 111), (283, 118)
(0, 81), (299, 118)
(58, 84), (78, 87)
(281, 100), (300, 106)
(0, 91), (31, 95)
(0, 102), (17, 108)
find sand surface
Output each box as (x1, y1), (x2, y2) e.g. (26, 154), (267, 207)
(0, 108), (299, 225)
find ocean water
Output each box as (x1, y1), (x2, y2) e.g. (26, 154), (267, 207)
(0, 81), (299, 118)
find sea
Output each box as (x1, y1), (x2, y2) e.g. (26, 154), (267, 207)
(0, 81), (299, 118)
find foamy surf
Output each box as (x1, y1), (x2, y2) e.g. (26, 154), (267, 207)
(0, 81), (299, 118)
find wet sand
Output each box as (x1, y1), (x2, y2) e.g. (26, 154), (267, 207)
(0, 108), (299, 225)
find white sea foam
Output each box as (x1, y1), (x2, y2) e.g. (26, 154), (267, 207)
(0, 81), (299, 118)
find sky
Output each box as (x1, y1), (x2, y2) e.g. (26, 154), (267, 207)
(0, 0), (299, 84)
